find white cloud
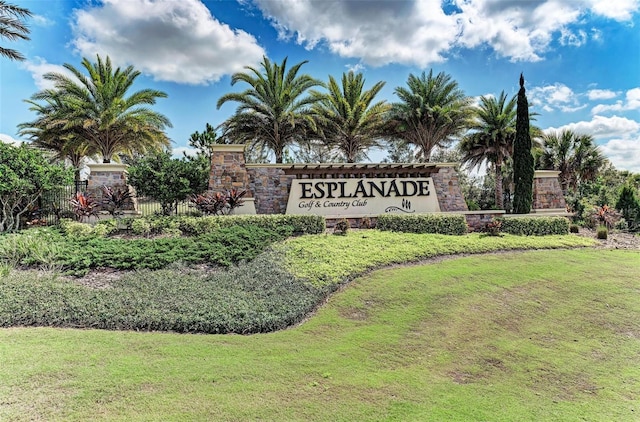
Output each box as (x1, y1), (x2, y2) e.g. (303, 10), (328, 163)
(254, 0), (458, 67)
(545, 114), (640, 172)
(0, 134), (22, 146)
(71, 0), (265, 85)
(172, 146), (198, 158)
(587, 0), (640, 21)
(345, 63), (365, 73)
(591, 87), (640, 114)
(32, 15), (54, 27)
(546, 115), (640, 139)
(600, 137), (640, 172)
(587, 89), (618, 100)
(252, 0), (639, 67)
(559, 28), (587, 47)
(20, 57), (72, 90)
(529, 83), (585, 113)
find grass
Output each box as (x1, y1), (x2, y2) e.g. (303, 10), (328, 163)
(0, 249), (638, 421)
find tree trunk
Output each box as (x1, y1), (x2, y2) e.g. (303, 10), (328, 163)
(495, 162), (504, 210)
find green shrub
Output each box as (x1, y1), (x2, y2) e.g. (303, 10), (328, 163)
(597, 226), (608, 240)
(614, 218), (627, 231)
(376, 213), (467, 235)
(569, 224), (580, 233)
(52, 224), (294, 275)
(500, 216), (569, 236)
(95, 218), (119, 235)
(0, 228), (65, 270)
(131, 218), (152, 236)
(122, 215), (325, 237)
(60, 220), (94, 237)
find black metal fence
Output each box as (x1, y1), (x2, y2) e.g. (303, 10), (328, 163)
(38, 181), (88, 224)
(135, 198), (193, 216)
(38, 183), (194, 224)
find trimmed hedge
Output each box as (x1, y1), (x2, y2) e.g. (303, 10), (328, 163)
(119, 214), (326, 236)
(499, 216), (570, 236)
(376, 213), (467, 235)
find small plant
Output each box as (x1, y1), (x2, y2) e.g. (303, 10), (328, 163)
(333, 218), (350, 236)
(484, 219), (502, 236)
(590, 205), (621, 230)
(596, 225), (608, 240)
(131, 218), (152, 236)
(359, 217), (372, 229)
(569, 224), (580, 233)
(226, 188), (247, 212)
(69, 192), (100, 222)
(101, 185), (133, 218)
(190, 189), (246, 216)
(190, 191), (226, 215)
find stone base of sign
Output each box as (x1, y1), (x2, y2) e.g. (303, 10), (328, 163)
(533, 170), (566, 212)
(231, 197), (256, 215)
(86, 163), (137, 211)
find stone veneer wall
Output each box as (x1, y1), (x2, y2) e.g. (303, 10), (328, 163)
(246, 166), (295, 214)
(86, 163), (136, 211)
(431, 166), (469, 212)
(209, 145), (252, 195)
(533, 170), (567, 211)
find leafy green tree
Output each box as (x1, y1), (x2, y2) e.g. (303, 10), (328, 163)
(217, 56), (322, 163)
(311, 71), (390, 163)
(0, 142), (72, 232)
(21, 55), (172, 163)
(128, 151), (208, 216)
(459, 91), (517, 210)
(389, 70), (472, 162)
(0, 1), (31, 61)
(538, 129), (606, 194)
(292, 139), (341, 163)
(615, 184), (640, 231)
(188, 123), (222, 164)
(512, 74), (535, 214)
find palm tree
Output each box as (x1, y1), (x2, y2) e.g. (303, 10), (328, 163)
(0, 1), (31, 61)
(217, 56), (322, 163)
(21, 55), (171, 163)
(310, 71), (390, 163)
(389, 70), (472, 162)
(539, 129), (606, 194)
(459, 92), (517, 209)
(19, 96), (99, 182)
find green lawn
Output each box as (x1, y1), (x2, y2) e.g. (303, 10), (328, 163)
(1, 249), (638, 421)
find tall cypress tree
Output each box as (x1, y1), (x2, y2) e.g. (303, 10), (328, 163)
(512, 73), (535, 214)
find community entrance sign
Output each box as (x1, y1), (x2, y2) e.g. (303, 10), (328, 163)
(285, 177), (441, 217)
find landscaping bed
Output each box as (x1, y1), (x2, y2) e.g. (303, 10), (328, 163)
(0, 223), (599, 334)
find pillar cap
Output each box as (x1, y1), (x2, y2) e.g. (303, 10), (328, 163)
(534, 170), (561, 178)
(211, 144), (246, 152)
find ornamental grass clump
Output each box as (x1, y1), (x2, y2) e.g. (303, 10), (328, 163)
(597, 226), (608, 240)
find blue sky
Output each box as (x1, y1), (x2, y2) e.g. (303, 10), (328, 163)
(1, 0), (639, 171)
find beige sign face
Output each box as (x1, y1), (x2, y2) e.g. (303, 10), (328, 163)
(285, 177), (441, 217)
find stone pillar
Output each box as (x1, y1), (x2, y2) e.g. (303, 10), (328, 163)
(533, 170), (567, 213)
(209, 145), (256, 214)
(431, 165), (469, 212)
(86, 163), (137, 211)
